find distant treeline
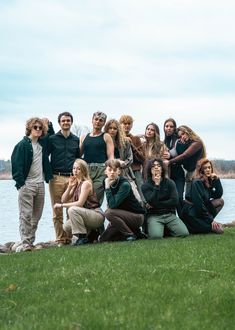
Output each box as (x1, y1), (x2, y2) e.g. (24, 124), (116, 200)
(1, 159), (235, 179)
(213, 160), (235, 178)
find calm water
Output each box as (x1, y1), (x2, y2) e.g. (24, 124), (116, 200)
(0, 179), (234, 244)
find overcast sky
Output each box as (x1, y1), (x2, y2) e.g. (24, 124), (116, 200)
(0, 0), (235, 160)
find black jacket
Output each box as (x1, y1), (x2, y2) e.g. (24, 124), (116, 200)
(142, 177), (179, 214)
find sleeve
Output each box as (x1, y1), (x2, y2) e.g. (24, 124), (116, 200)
(157, 180), (179, 208)
(131, 136), (145, 164)
(120, 141), (133, 168)
(191, 180), (213, 220)
(11, 143), (25, 189)
(210, 179), (223, 199)
(76, 137), (80, 158)
(169, 141), (202, 165)
(141, 182), (160, 207)
(105, 181), (131, 208)
(142, 180), (178, 208)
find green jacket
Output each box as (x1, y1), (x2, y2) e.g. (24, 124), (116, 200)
(11, 136), (53, 189)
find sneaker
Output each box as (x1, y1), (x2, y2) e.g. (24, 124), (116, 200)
(126, 235), (136, 242)
(135, 230), (148, 240)
(57, 242), (65, 248)
(16, 244), (32, 253)
(72, 237), (89, 246)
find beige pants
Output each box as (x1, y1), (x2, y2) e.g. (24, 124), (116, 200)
(18, 182), (45, 244)
(49, 174), (70, 243)
(63, 206), (104, 237)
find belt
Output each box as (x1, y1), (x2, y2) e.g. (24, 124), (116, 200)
(53, 172), (72, 177)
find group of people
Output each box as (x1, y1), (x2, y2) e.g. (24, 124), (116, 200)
(11, 111), (224, 251)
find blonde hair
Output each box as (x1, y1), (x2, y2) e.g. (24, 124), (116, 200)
(119, 115), (133, 124)
(177, 125), (207, 158)
(104, 119), (127, 149)
(73, 159), (91, 182)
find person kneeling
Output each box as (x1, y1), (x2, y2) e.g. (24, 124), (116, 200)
(99, 159), (145, 242)
(54, 159), (105, 246)
(141, 158), (189, 239)
(181, 158), (224, 234)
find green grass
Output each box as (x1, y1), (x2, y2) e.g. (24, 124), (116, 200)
(1, 229), (235, 330)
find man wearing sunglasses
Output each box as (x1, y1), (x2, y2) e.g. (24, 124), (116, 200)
(47, 111), (80, 246)
(11, 117), (53, 252)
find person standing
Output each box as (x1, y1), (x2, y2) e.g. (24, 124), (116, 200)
(119, 115), (146, 202)
(166, 125), (206, 201)
(11, 117), (53, 251)
(163, 118), (185, 216)
(80, 111), (114, 204)
(141, 122), (169, 181)
(47, 111), (80, 245)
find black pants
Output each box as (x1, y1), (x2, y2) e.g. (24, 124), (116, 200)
(99, 209), (144, 242)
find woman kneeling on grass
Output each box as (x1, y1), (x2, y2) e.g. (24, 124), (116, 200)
(181, 158), (224, 234)
(54, 159), (105, 246)
(99, 159), (146, 242)
(141, 158), (189, 239)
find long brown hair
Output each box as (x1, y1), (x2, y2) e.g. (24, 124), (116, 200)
(104, 119), (126, 149)
(144, 122), (167, 159)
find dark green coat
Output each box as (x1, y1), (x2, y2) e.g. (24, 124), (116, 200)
(11, 136), (53, 189)
(105, 176), (145, 214)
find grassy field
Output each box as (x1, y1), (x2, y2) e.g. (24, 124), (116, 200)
(0, 228), (235, 330)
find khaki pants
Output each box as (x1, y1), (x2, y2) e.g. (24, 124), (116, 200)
(18, 182), (45, 244)
(49, 175), (70, 243)
(63, 206), (104, 237)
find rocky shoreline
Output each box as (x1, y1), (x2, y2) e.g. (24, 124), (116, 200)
(1, 221), (235, 254)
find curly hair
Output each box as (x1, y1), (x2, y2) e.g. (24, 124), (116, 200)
(104, 119), (127, 150)
(146, 158), (166, 180)
(25, 117), (48, 137)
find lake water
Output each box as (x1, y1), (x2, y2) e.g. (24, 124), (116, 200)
(0, 179), (234, 244)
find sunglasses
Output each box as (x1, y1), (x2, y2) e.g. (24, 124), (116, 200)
(33, 125), (43, 131)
